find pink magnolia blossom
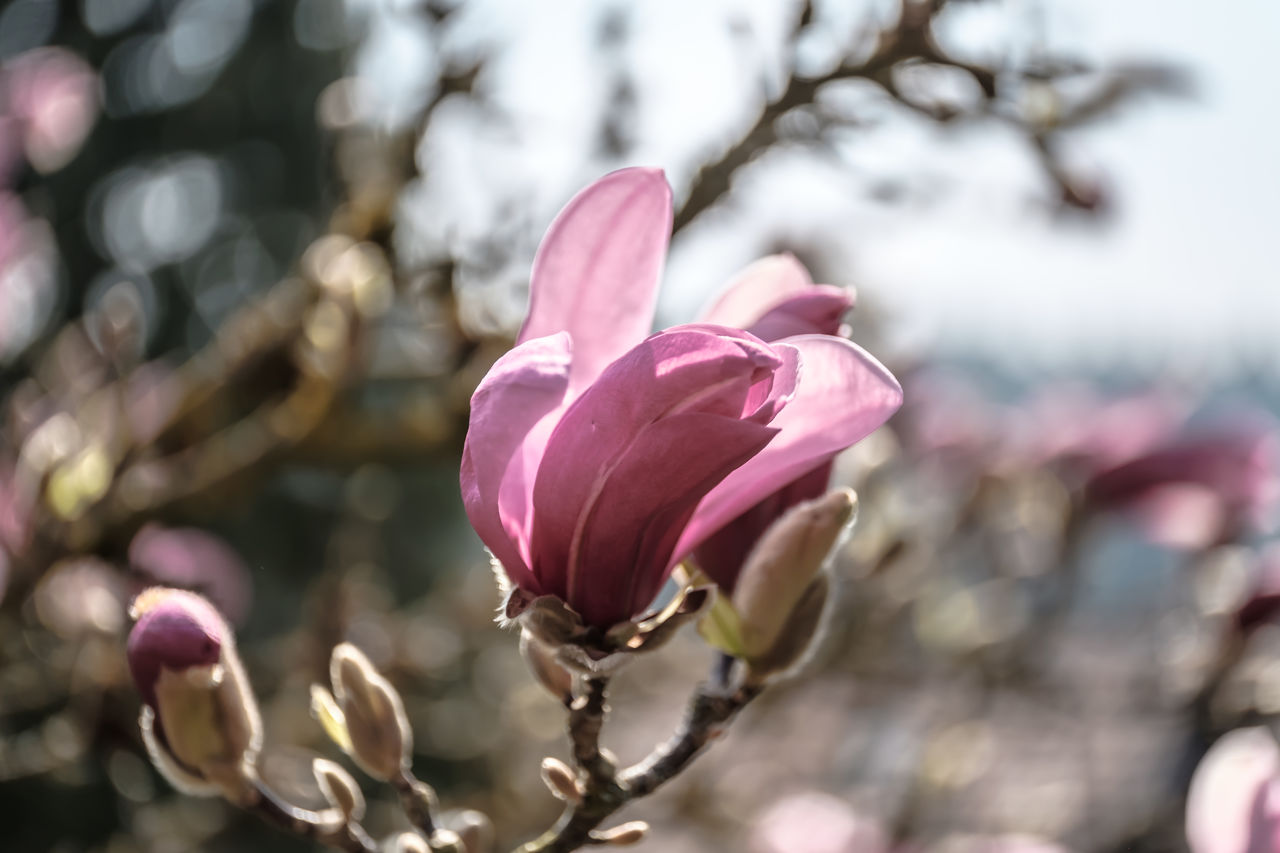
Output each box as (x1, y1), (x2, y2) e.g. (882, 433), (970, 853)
(1187, 727), (1280, 853)
(460, 168), (901, 628)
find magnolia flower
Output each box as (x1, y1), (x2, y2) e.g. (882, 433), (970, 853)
(460, 168), (900, 630)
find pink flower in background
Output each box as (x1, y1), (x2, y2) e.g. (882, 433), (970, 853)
(1187, 727), (1280, 853)
(2, 48), (99, 176)
(751, 790), (889, 853)
(129, 524), (253, 625)
(461, 168), (901, 628)
(1084, 414), (1278, 549)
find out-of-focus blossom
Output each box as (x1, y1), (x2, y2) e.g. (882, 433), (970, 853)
(129, 523), (254, 625)
(1, 48), (99, 175)
(927, 834), (1074, 853)
(897, 367), (1001, 466)
(127, 587), (262, 801)
(1010, 385), (1187, 476)
(691, 255), (859, 591)
(35, 557), (127, 638)
(1084, 415), (1278, 549)
(0, 191), (59, 363)
(1186, 727), (1280, 853)
(460, 168), (900, 629)
(750, 790), (889, 853)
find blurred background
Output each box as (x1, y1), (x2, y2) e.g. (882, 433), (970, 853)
(1, 0), (1277, 851)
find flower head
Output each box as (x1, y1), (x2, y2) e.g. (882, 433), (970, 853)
(127, 587), (261, 800)
(461, 168), (900, 631)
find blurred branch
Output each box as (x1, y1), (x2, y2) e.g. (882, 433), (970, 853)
(673, 0), (1184, 232)
(518, 663), (761, 853)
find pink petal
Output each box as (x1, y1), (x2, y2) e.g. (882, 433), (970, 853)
(557, 413), (778, 627)
(675, 335), (902, 563)
(529, 327), (793, 625)
(745, 285), (854, 341)
(127, 590), (226, 709)
(518, 167), (673, 391)
(1187, 727), (1280, 853)
(460, 333), (572, 591)
(700, 254), (818, 329)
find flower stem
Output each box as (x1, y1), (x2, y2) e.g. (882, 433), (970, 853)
(516, 665), (761, 853)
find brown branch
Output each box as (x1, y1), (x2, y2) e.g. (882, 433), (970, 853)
(516, 667), (762, 853)
(671, 0), (1175, 233)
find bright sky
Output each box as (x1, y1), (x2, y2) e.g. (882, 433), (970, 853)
(387, 0), (1280, 379)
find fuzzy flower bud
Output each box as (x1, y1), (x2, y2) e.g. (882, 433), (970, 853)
(126, 587), (262, 801)
(519, 630), (575, 704)
(729, 489), (854, 676)
(540, 756), (583, 803)
(592, 821), (649, 846)
(313, 758), (365, 823)
(390, 832), (430, 853)
(318, 642), (412, 781)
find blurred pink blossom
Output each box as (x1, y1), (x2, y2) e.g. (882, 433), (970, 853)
(2, 48), (99, 176)
(460, 168), (900, 628)
(1084, 414), (1278, 549)
(750, 790), (889, 853)
(1187, 727), (1280, 853)
(129, 524), (253, 625)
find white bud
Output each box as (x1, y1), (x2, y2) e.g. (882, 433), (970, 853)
(330, 643), (412, 781)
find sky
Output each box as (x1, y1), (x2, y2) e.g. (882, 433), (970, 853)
(379, 0), (1280, 381)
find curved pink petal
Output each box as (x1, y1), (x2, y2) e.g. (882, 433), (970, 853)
(745, 285), (853, 341)
(518, 167), (673, 391)
(529, 327), (795, 625)
(559, 413), (778, 627)
(700, 254), (818, 329)
(675, 335), (902, 563)
(460, 333), (572, 591)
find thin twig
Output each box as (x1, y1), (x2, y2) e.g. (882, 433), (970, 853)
(393, 768), (443, 841)
(516, 665), (762, 853)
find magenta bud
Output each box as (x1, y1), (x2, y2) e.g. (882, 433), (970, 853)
(126, 587), (262, 799)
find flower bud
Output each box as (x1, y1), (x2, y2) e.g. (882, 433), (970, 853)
(540, 756), (582, 804)
(729, 489), (853, 670)
(390, 832), (430, 853)
(430, 829), (465, 853)
(126, 587), (262, 801)
(441, 809), (495, 853)
(520, 630), (575, 705)
(592, 821), (649, 846)
(313, 758), (365, 823)
(327, 643), (412, 781)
